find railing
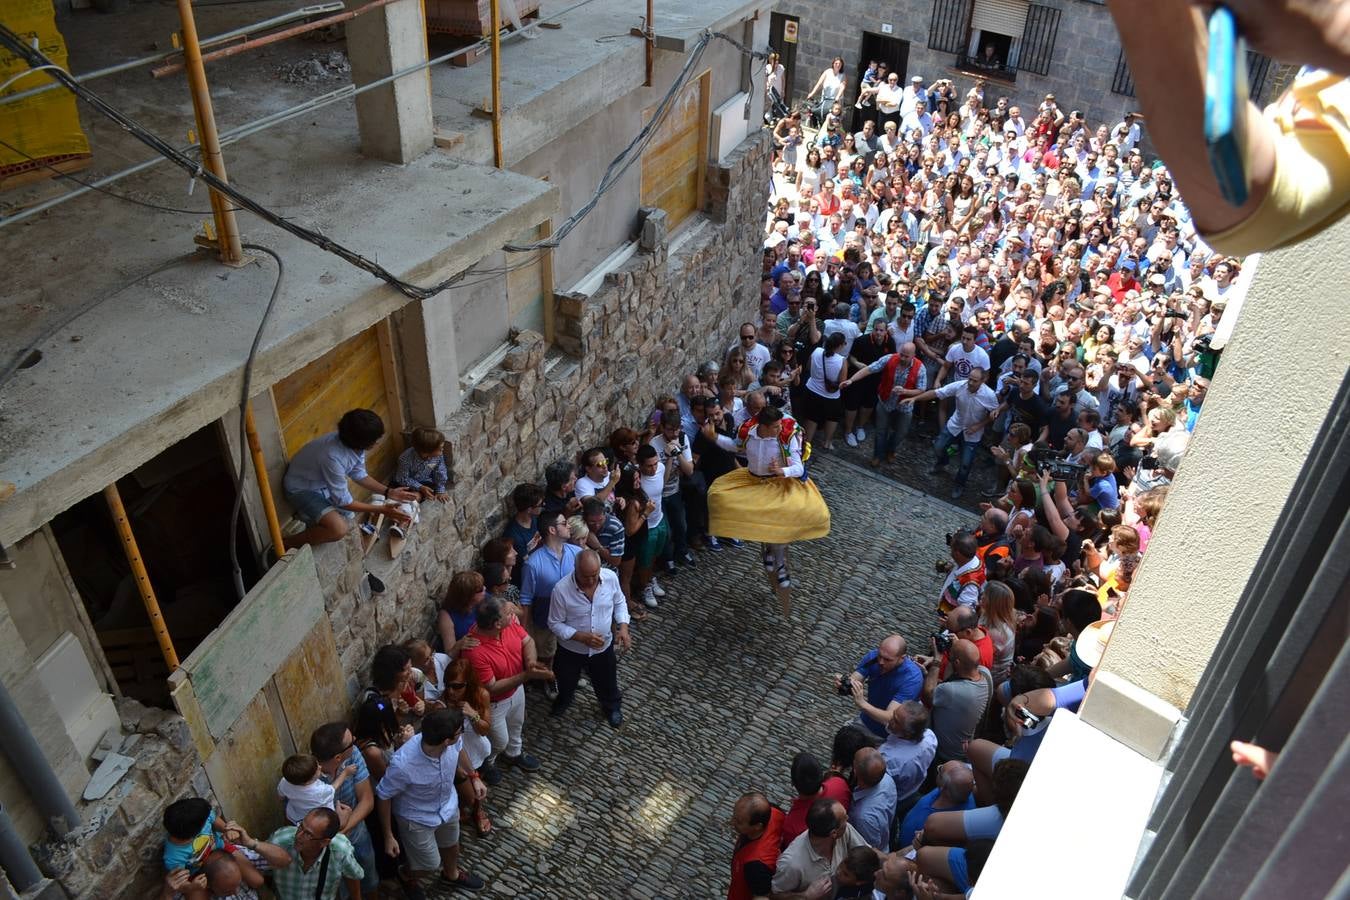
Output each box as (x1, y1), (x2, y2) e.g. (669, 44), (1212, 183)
(1113, 46), (1273, 100)
(954, 53), (1017, 82)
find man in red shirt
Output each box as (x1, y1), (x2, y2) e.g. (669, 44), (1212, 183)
(461, 596), (553, 782)
(728, 793), (784, 900)
(931, 604), (995, 680)
(1107, 259), (1141, 301)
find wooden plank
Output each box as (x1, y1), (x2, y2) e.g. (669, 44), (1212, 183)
(695, 69), (711, 219)
(203, 691), (286, 834)
(168, 671), (217, 763)
(179, 546), (324, 740)
(640, 71), (709, 227)
(271, 618), (348, 752)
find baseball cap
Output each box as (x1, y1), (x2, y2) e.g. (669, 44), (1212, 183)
(911, 76), (923, 83)
(1148, 273), (1166, 286)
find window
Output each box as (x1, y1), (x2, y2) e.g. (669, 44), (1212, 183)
(927, 0), (1061, 80)
(640, 69), (712, 229)
(1113, 46), (1274, 99)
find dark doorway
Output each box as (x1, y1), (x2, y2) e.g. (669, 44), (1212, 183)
(849, 32), (910, 129)
(51, 423), (259, 707)
(768, 12), (800, 105)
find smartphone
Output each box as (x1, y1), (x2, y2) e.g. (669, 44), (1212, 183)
(1204, 6), (1251, 207)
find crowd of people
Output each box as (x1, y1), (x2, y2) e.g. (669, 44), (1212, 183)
(734, 52), (1246, 898)
(154, 45), (1244, 900)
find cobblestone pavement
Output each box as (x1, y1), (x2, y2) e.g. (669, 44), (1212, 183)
(423, 452), (974, 899)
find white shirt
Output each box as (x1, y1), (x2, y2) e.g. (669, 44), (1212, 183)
(822, 317), (862, 358)
(807, 347), (846, 398)
(940, 555), (983, 609)
(936, 380), (1000, 440)
(944, 343), (991, 381)
(715, 420), (804, 479)
(547, 568), (629, 656)
(278, 778), (337, 825)
(575, 472), (612, 500)
(419, 651), (453, 704)
(649, 433), (691, 497)
(736, 340), (772, 379)
(639, 462), (665, 527)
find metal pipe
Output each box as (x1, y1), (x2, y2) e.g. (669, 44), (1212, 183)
(151, 0), (399, 79)
(644, 0), (653, 87)
(0, 0), (604, 229)
(489, 0), (503, 167)
(244, 402), (286, 556)
(173, 0), (244, 263)
(0, 4), (343, 106)
(0, 803), (43, 891)
(0, 684), (81, 839)
(102, 484), (180, 672)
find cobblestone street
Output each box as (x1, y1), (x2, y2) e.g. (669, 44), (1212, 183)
(429, 453), (973, 899)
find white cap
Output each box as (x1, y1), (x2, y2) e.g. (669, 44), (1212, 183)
(912, 76), (923, 83)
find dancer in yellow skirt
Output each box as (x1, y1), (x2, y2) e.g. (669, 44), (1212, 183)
(703, 404), (831, 613)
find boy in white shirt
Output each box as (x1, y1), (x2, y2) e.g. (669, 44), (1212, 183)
(278, 754), (355, 827)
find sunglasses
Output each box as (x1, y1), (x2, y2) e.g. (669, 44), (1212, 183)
(445, 682), (467, 689)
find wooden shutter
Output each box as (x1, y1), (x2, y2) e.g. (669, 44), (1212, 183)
(271, 322), (403, 493)
(640, 70), (711, 229)
(1018, 3), (1061, 76)
(928, 0), (973, 54)
(971, 0), (1028, 38)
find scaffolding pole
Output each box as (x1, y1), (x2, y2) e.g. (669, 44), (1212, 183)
(103, 484), (180, 671)
(245, 402), (287, 556)
(489, 0), (503, 167)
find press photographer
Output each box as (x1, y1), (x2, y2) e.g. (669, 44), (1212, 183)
(834, 635), (924, 738)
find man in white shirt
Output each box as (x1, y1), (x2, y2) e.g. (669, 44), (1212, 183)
(900, 98), (934, 138)
(546, 551), (631, 727)
(823, 303), (863, 359)
(1111, 112), (1142, 155)
(732, 322), (771, 379)
(899, 367), (999, 499)
(900, 75), (926, 118)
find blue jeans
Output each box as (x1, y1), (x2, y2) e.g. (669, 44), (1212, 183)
(872, 403), (914, 462)
(933, 430), (981, 485)
(661, 492), (688, 559)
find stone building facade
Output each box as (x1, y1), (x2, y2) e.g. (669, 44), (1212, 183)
(772, 0), (1287, 144)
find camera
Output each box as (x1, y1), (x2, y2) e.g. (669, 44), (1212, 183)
(1139, 453), (1158, 471)
(835, 674), (856, 696)
(931, 631), (953, 655)
(1163, 309), (1189, 320)
(1017, 707), (1042, 730)
(1031, 446), (1087, 482)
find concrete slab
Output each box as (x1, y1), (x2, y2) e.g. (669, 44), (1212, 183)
(427, 0), (770, 167)
(0, 153), (556, 544)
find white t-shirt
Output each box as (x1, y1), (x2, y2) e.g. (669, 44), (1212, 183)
(419, 651), (453, 704)
(807, 347), (845, 398)
(936, 380), (1000, 441)
(278, 778), (337, 825)
(734, 340), (772, 379)
(944, 344), (991, 381)
(575, 472), (612, 500)
(822, 318), (862, 359)
(649, 433), (691, 497)
(639, 462), (665, 527)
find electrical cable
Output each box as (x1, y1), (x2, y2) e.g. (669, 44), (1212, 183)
(228, 243), (284, 599)
(0, 137), (240, 215)
(0, 64), (64, 95)
(0, 23), (467, 300)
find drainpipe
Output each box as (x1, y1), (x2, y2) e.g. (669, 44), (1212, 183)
(0, 803), (43, 892)
(0, 683), (80, 839)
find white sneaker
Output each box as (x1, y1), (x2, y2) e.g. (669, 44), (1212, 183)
(855, 427), (866, 441)
(650, 577), (666, 598)
(845, 433), (858, 448)
(642, 585), (659, 608)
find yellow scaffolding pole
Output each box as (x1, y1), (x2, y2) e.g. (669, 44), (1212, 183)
(245, 402), (287, 555)
(103, 484), (179, 671)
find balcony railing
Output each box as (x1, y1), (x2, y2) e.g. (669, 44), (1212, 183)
(954, 53), (1017, 82)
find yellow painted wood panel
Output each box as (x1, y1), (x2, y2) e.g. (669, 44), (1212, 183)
(272, 325), (398, 487)
(203, 691), (287, 835)
(641, 71), (710, 228)
(506, 223), (545, 334)
(272, 618), (347, 753)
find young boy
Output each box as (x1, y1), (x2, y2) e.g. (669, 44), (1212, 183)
(277, 753), (355, 826)
(161, 798), (263, 898)
(385, 426), (451, 539)
(281, 408), (419, 548)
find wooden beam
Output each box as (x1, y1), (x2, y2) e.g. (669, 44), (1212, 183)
(541, 218), (556, 344)
(375, 318), (406, 443)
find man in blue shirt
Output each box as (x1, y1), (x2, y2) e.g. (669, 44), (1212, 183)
(838, 635), (925, 737)
(520, 510), (581, 697)
(896, 760), (975, 850)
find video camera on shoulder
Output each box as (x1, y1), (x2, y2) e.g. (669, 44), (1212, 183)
(1031, 445), (1087, 482)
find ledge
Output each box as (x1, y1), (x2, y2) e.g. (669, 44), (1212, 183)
(975, 709), (1163, 899)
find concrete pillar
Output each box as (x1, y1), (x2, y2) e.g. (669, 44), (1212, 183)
(347, 0), (434, 164)
(395, 294), (462, 430)
(1079, 215), (1350, 757)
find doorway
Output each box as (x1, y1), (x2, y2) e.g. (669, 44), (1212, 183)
(849, 32), (910, 129)
(768, 12), (799, 105)
(51, 423), (259, 707)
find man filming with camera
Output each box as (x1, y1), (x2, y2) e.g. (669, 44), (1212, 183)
(834, 635), (924, 738)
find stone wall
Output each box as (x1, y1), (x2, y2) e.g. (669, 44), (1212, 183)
(30, 698), (210, 899)
(314, 131), (772, 691)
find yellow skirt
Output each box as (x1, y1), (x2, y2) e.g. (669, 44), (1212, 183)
(707, 468), (831, 544)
